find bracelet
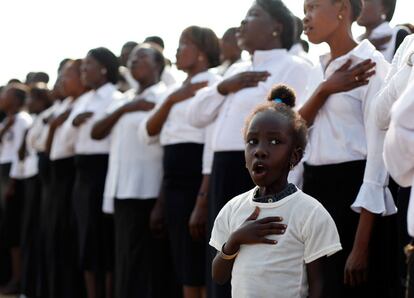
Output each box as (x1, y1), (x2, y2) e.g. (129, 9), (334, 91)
(220, 243), (239, 260)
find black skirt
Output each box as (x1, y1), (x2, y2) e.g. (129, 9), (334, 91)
(0, 163), (12, 284)
(45, 157), (83, 298)
(20, 175), (41, 297)
(163, 143), (205, 286)
(303, 160), (398, 298)
(114, 198), (181, 298)
(207, 151), (254, 298)
(72, 154), (113, 272)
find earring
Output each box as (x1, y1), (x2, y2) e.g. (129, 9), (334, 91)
(272, 31), (278, 37)
(101, 68), (107, 75)
(338, 14), (343, 20)
(290, 163), (294, 171)
(198, 56), (204, 62)
(381, 13), (386, 20)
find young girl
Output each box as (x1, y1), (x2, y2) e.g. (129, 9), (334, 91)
(210, 85), (341, 298)
(301, 0), (396, 296)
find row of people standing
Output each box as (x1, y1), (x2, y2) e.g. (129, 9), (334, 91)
(0, 0), (413, 298)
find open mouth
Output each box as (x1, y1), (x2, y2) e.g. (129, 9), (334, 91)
(252, 162), (268, 178)
(303, 26), (313, 35)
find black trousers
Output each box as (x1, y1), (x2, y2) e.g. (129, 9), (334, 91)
(114, 199), (181, 298)
(207, 151), (254, 298)
(303, 160), (398, 298)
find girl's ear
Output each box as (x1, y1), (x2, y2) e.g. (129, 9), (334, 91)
(290, 147), (303, 169)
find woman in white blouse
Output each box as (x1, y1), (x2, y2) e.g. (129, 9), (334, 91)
(301, 0), (396, 296)
(44, 59), (88, 298)
(69, 48), (123, 298)
(186, 1), (312, 296)
(91, 44), (179, 298)
(357, 0), (410, 62)
(145, 26), (221, 298)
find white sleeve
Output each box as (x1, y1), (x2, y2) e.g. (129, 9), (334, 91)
(302, 204), (342, 264)
(209, 202), (232, 252)
(202, 123), (215, 175)
(351, 58), (396, 216)
(383, 83), (414, 187)
(186, 82), (226, 128)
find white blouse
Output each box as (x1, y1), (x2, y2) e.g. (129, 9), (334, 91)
(305, 40), (395, 215)
(68, 83), (124, 155)
(375, 34), (414, 130)
(0, 111), (32, 165)
(102, 82), (167, 213)
(187, 49), (313, 152)
(384, 83), (414, 235)
(10, 114), (38, 179)
(49, 97), (79, 161)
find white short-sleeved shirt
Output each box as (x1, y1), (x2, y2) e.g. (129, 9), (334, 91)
(187, 49), (313, 152)
(102, 82), (167, 213)
(305, 40), (395, 215)
(0, 111), (33, 166)
(68, 83), (124, 155)
(210, 187), (341, 298)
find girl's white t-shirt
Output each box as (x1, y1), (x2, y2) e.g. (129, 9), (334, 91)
(210, 187), (342, 298)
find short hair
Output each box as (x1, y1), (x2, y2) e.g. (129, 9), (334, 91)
(182, 26), (221, 68)
(256, 0), (296, 49)
(294, 16), (303, 42)
(133, 44), (166, 78)
(144, 36), (165, 49)
(29, 83), (52, 107)
(223, 27), (238, 39)
(58, 58), (71, 74)
(7, 79), (21, 85)
(244, 84), (307, 152)
(7, 83), (28, 107)
(88, 47), (120, 84)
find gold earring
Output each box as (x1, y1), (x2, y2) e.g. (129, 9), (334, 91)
(101, 68), (107, 75)
(338, 14), (343, 20)
(198, 56), (204, 62)
(272, 31), (278, 37)
(381, 13), (386, 20)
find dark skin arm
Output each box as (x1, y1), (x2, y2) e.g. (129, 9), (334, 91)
(299, 59), (376, 126)
(0, 116), (15, 143)
(344, 209), (376, 287)
(91, 99), (155, 140)
(72, 111), (94, 127)
(18, 130), (29, 161)
(217, 71), (270, 95)
(146, 81), (208, 136)
(212, 207), (286, 284)
(307, 257), (325, 298)
(149, 185), (167, 239)
(189, 174), (209, 240)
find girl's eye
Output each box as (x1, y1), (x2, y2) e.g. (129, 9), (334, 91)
(247, 138), (257, 145)
(270, 139), (281, 145)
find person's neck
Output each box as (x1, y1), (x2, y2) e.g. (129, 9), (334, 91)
(327, 28), (358, 61)
(137, 77), (159, 94)
(259, 179), (289, 197)
(364, 21), (385, 38)
(186, 64), (209, 80)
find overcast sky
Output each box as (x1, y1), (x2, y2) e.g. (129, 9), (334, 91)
(0, 0), (411, 85)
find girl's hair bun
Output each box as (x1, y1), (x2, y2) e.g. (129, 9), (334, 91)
(267, 84), (296, 108)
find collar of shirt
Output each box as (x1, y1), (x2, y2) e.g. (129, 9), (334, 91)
(252, 48), (289, 68)
(371, 22), (393, 39)
(94, 82), (117, 100)
(319, 39), (376, 76)
(135, 81), (166, 100)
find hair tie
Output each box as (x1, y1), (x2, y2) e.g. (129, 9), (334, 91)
(274, 98), (283, 103)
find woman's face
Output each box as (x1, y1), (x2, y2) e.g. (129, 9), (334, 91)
(357, 0), (385, 28)
(61, 62), (84, 97)
(81, 54), (107, 89)
(237, 3), (280, 53)
(129, 47), (159, 83)
(175, 32), (200, 71)
(303, 0), (343, 44)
